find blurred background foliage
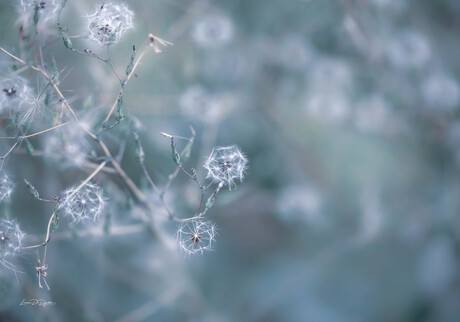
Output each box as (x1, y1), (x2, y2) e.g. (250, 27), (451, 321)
(1, 0), (460, 321)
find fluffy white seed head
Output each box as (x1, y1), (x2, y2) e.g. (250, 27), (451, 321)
(61, 183), (106, 224)
(177, 219), (216, 255)
(204, 145), (248, 187)
(0, 219), (24, 272)
(87, 3), (134, 46)
(0, 174), (15, 203)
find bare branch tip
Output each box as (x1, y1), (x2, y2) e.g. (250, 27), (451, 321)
(160, 132), (172, 138)
(189, 125), (196, 136)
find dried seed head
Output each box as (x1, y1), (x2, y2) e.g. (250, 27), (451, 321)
(87, 3), (134, 46)
(204, 145), (248, 187)
(177, 219), (216, 255)
(61, 183), (106, 224)
(148, 33), (172, 53)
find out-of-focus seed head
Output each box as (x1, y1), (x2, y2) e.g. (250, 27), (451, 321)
(0, 76), (31, 114)
(18, 0), (60, 37)
(177, 219), (216, 255)
(305, 92), (351, 124)
(277, 185), (323, 227)
(204, 145), (248, 187)
(308, 58), (353, 92)
(0, 219), (24, 272)
(354, 95), (390, 134)
(45, 120), (93, 167)
(191, 13), (234, 47)
(0, 174), (15, 203)
(421, 71), (460, 111)
(87, 3), (134, 46)
(276, 34), (314, 70)
(61, 183), (106, 224)
(179, 85), (237, 124)
(386, 30), (431, 70)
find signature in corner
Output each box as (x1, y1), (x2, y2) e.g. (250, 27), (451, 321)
(20, 299), (56, 307)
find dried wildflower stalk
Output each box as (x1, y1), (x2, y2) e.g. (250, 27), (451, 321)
(0, 1), (248, 294)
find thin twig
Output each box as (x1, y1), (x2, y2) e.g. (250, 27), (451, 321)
(0, 46), (165, 234)
(70, 47), (122, 83)
(27, 223), (147, 242)
(104, 44), (150, 123)
(44, 35), (84, 47)
(0, 122), (68, 139)
(0, 142), (18, 172)
(0, 47), (25, 64)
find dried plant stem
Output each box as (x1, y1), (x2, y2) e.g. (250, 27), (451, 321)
(97, 139), (146, 202)
(176, 163), (217, 215)
(6, 65), (29, 77)
(0, 122), (68, 139)
(70, 47), (122, 83)
(81, 159), (117, 174)
(0, 46), (178, 240)
(161, 167), (180, 197)
(133, 133), (202, 222)
(32, 66), (97, 139)
(44, 35), (84, 47)
(0, 48), (92, 139)
(139, 161), (199, 223)
(177, 165), (208, 213)
(13, 147), (118, 174)
(38, 41), (45, 70)
(28, 223), (147, 242)
(104, 44), (149, 123)
(0, 47), (26, 64)
(0, 142), (18, 172)
(0, 46), (145, 204)
(133, 133), (172, 215)
(140, 161), (172, 213)
(160, 130), (218, 217)
(114, 288), (183, 322)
